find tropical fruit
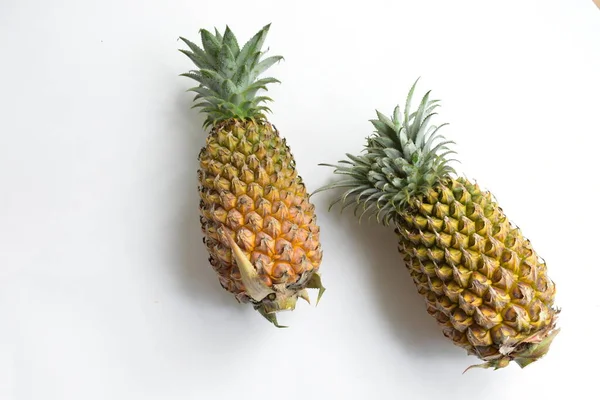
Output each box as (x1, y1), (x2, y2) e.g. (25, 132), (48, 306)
(316, 80), (559, 369)
(179, 24), (325, 327)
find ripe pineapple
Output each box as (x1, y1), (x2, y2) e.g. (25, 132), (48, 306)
(316, 80), (559, 370)
(179, 24), (324, 327)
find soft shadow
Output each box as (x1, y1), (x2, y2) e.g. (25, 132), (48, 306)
(319, 187), (458, 358)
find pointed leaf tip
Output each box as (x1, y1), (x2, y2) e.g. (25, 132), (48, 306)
(306, 272), (325, 305)
(256, 305), (288, 328)
(299, 289), (311, 304)
(462, 363), (490, 374)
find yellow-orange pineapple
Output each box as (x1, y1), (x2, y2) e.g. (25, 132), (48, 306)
(179, 24), (324, 327)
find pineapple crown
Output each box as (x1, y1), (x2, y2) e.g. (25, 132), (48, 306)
(315, 79), (457, 225)
(179, 24), (282, 128)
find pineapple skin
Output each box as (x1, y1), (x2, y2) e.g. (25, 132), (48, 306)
(198, 119), (323, 312)
(396, 177), (558, 368)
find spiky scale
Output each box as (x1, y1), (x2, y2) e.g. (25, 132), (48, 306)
(395, 178), (558, 366)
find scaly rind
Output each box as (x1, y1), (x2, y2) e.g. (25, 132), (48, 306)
(463, 327), (560, 373)
(220, 228), (274, 302)
(473, 309), (560, 370)
(220, 228), (310, 327)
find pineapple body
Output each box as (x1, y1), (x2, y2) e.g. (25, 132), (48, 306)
(318, 80), (559, 369)
(396, 178), (558, 368)
(199, 119), (323, 313)
(179, 24), (325, 325)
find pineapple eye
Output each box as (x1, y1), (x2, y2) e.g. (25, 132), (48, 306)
(511, 286), (524, 300)
(475, 219), (485, 232)
(468, 235), (477, 248)
(449, 202), (457, 216)
(491, 268), (502, 283)
(483, 240), (493, 254)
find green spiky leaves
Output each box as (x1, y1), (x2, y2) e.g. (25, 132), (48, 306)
(179, 24), (282, 128)
(315, 79), (457, 225)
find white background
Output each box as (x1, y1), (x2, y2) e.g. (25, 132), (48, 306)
(1, 0), (599, 399)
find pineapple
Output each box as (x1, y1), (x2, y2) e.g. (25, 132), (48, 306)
(179, 24), (324, 327)
(316, 80), (559, 370)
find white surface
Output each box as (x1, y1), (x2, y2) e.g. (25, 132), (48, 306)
(1, 0), (599, 398)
